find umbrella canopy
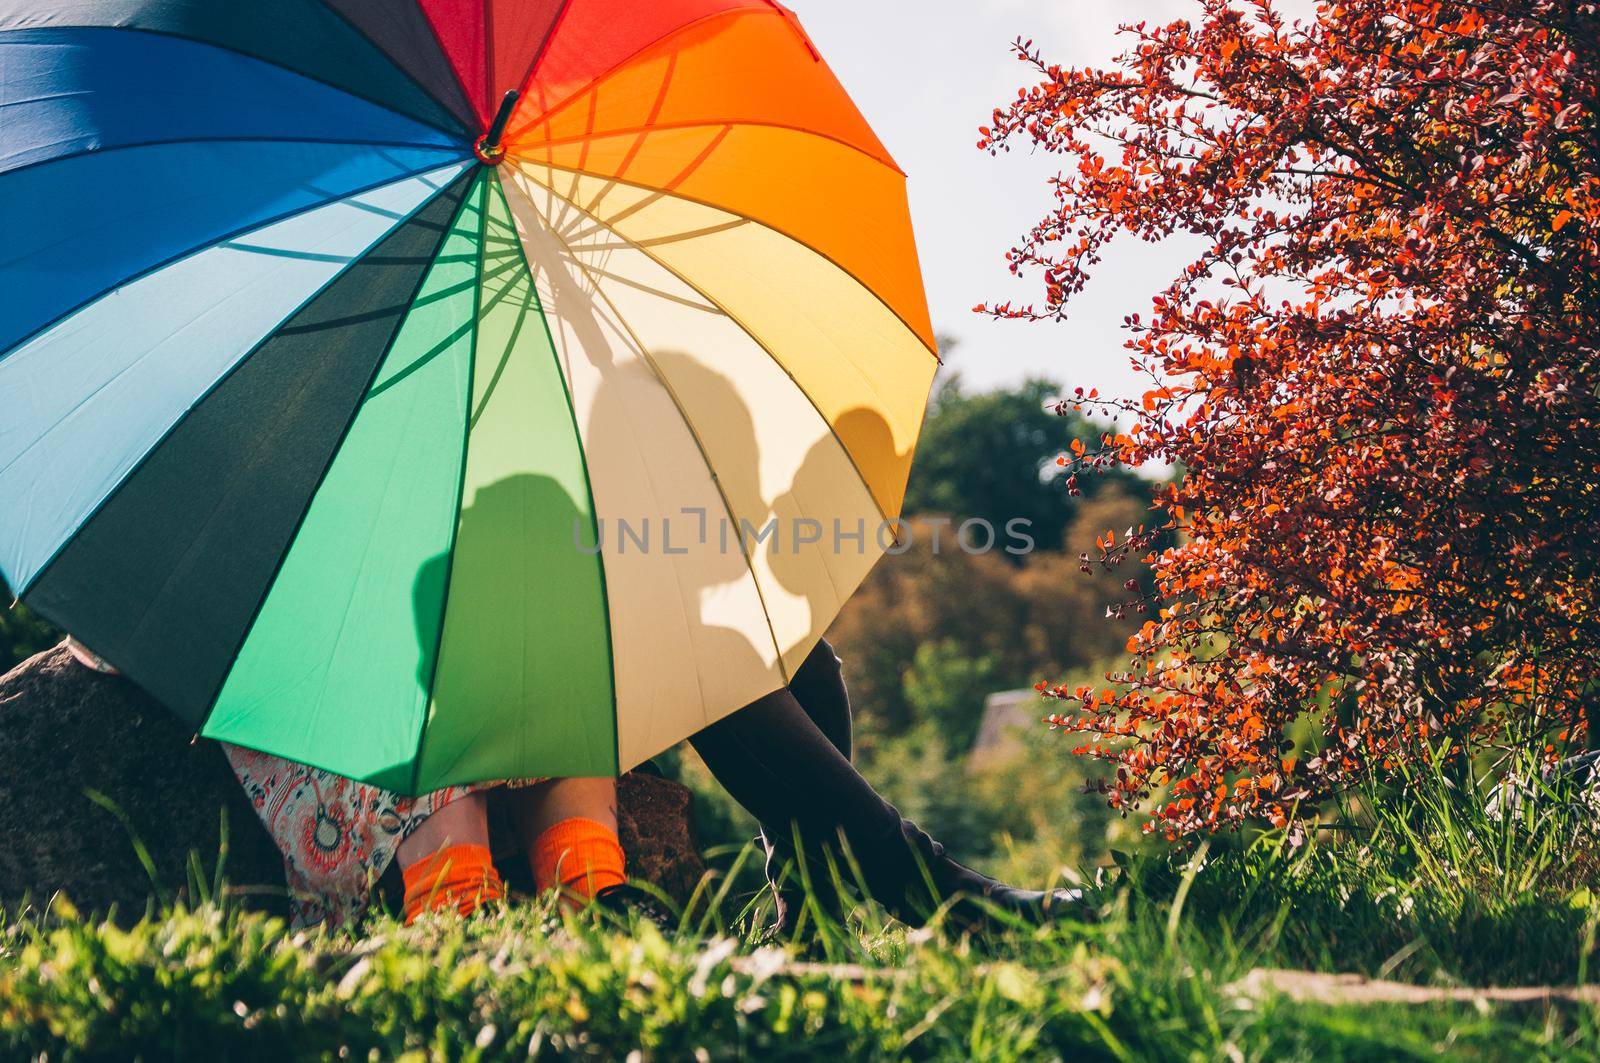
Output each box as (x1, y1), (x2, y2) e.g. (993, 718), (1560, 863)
(0, 0), (938, 793)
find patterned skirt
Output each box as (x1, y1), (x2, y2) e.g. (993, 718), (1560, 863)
(59, 638), (510, 930)
(223, 744), (538, 929)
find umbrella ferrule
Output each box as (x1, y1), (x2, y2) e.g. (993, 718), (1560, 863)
(474, 90), (521, 166)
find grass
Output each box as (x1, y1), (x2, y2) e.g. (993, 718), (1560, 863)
(5, 739), (1600, 1060)
(2, 876), (1595, 1061)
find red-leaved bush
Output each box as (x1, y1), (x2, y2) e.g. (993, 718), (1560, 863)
(983, 0), (1600, 838)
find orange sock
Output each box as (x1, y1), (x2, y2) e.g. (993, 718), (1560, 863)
(401, 843), (504, 924)
(531, 818), (626, 902)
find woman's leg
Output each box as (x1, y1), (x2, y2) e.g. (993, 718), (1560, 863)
(745, 640), (855, 924)
(398, 793), (491, 860)
(509, 778), (626, 904)
(511, 777), (618, 839)
(690, 639), (1079, 929)
(395, 793), (502, 922)
(786, 638), (852, 760)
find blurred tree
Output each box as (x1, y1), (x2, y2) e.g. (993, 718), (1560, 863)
(826, 494), (1146, 743)
(903, 373), (1149, 554)
(828, 530), (1026, 736)
(902, 639), (1000, 753)
(1015, 484), (1158, 670)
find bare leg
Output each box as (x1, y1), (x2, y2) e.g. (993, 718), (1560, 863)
(509, 778), (623, 903)
(394, 793), (501, 922)
(396, 792), (490, 870)
(509, 777), (617, 845)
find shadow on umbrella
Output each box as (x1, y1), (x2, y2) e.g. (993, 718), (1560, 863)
(408, 471), (617, 784)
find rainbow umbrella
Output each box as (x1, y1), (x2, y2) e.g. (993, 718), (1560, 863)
(0, 0), (937, 792)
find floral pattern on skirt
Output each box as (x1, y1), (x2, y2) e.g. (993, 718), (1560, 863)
(223, 744), (533, 929)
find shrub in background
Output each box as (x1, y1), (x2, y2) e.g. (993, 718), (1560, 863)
(987, 0), (1600, 837)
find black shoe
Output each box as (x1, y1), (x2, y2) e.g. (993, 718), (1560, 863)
(760, 818), (1094, 934)
(927, 855), (1093, 930)
(594, 883), (677, 932)
(902, 821), (1093, 930)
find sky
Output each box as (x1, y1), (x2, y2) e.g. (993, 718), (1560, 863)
(787, 0), (1202, 402)
(791, 0), (1327, 405)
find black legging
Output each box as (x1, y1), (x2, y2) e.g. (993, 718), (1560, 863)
(688, 639), (932, 911)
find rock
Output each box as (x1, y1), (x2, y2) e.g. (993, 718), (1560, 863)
(0, 643), (707, 921)
(617, 771), (707, 907)
(0, 645), (287, 922)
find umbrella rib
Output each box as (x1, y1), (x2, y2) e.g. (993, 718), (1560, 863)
(555, 123), (736, 245)
(503, 166), (901, 531)
(0, 146), (470, 363)
(511, 157), (938, 360)
(0, 135), (468, 184)
(582, 219), (749, 250)
(188, 170), (478, 740)
(410, 172), (491, 795)
(360, 256), (519, 405)
(500, 176), (791, 690)
(572, 51), (680, 223)
(465, 251), (540, 428)
(544, 260), (721, 312)
(514, 119), (906, 177)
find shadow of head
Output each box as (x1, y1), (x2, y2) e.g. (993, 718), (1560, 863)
(765, 404), (905, 590)
(645, 348), (761, 502)
(410, 473), (588, 687)
(641, 353), (908, 522)
(830, 405), (904, 504)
